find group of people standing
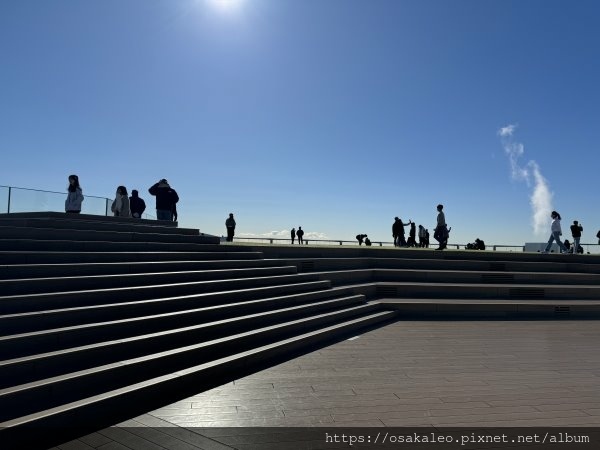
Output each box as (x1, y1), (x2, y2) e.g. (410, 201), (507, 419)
(391, 204), (448, 250)
(64, 180), (600, 252)
(64, 175), (179, 221)
(290, 227), (305, 244)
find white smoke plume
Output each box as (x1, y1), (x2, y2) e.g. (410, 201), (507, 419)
(498, 124), (553, 235)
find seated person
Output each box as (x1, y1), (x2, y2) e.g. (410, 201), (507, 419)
(364, 237), (372, 246)
(474, 238), (486, 250)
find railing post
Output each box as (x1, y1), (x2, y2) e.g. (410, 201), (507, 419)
(493, 246), (497, 251)
(105, 198), (110, 216)
(270, 239), (273, 244)
(339, 241), (342, 245)
(7, 186), (11, 213)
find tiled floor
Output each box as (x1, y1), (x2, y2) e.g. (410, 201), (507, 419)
(56, 320), (600, 449)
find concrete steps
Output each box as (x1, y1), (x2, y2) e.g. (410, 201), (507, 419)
(0, 250), (264, 264)
(381, 298), (600, 318)
(0, 310), (393, 450)
(0, 265), (302, 295)
(0, 226), (218, 244)
(0, 258), (288, 279)
(0, 214), (394, 447)
(0, 217), (198, 235)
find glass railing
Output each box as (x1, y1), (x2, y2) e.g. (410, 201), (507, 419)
(0, 185), (155, 220)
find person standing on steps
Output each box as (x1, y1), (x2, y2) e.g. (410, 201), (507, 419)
(418, 225), (427, 247)
(297, 227), (304, 245)
(225, 213), (236, 242)
(434, 204), (448, 250)
(149, 179), (179, 221)
(291, 227), (296, 244)
(392, 217), (401, 247)
(65, 174), (84, 213)
(542, 211), (568, 254)
(407, 222), (417, 247)
(129, 190), (146, 219)
(570, 220), (583, 255)
(396, 218), (411, 247)
(111, 186), (131, 217)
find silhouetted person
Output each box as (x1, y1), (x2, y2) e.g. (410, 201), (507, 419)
(225, 213), (236, 242)
(291, 227), (296, 244)
(418, 225), (427, 247)
(65, 174), (84, 213)
(597, 229), (600, 245)
(434, 204), (448, 250)
(129, 190), (146, 219)
(542, 211), (568, 254)
(425, 229), (430, 248)
(149, 179), (179, 221)
(570, 220), (583, 256)
(356, 234), (367, 246)
(395, 218), (411, 247)
(474, 238), (486, 250)
(563, 239), (571, 252)
(407, 222), (417, 247)
(111, 186), (131, 217)
(172, 204), (178, 222)
(297, 227), (304, 244)
(364, 237), (372, 246)
(392, 217), (401, 246)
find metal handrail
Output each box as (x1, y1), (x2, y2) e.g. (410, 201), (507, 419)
(229, 236), (600, 252)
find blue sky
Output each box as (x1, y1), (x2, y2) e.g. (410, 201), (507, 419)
(1, 0), (599, 246)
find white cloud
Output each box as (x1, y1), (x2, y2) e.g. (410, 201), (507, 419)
(498, 124), (516, 137)
(238, 230), (330, 240)
(498, 124), (553, 236)
(529, 161), (553, 235)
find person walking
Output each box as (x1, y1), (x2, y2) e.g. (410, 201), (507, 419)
(225, 213), (236, 242)
(356, 234), (367, 246)
(129, 190), (146, 219)
(570, 220), (583, 255)
(111, 186), (131, 217)
(542, 211), (568, 254)
(65, 174), (84, 213)
(149, 179), (179, 221)
(434, 204), (448, 250)
(297, 227), (304, 245)
(291, 227), (296, 244)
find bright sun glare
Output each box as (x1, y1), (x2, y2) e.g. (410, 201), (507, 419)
(209, 0), (244, 12)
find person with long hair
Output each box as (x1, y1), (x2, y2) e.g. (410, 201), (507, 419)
(65, 174), (84, 213)
(111, 186), (131, 217)
(542, 210), (568, 254)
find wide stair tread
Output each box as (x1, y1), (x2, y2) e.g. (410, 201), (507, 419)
(0, 302), (387, 423)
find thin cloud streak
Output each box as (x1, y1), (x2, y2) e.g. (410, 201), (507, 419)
(498, 124), (553, 235)
(238, 230), (330, 240)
